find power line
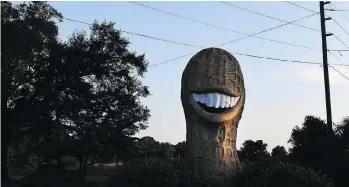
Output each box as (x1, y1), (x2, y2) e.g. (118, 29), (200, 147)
(130, 1), (321, 51)
(331, 3), (349, 21)
(284, 2), (349, 50)
(216, 13), (319, 47)
(285, 1), (318, 13)
(329, 65), (349, 80)
(149, 53), (196, 67)
(333, 34), (349, 50)
(232, 53), (321, 65)
(149, 50), (349, 68)
(331, 18), (349, 36)
(61, 20), (205, 49)
(328, 4), (349, 36)
(326, 9), (349, 12)
(3, 3), (348, 81)
(149, 12), (320, 67)
(149, 50), (349, 81)
(232, 53), (349, 82)
(2, 4), (203, 49)
(328, 50), (346, 65)
(4, 3), (346, 54)
(328, 49), (349, 52)
(220, 1), (321, 32)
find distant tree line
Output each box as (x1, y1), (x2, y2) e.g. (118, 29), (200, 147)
(132, 116), (349, 187)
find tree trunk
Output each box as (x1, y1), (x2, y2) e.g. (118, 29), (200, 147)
(82, 164), (87, 177)
(82, 157), (89, 177)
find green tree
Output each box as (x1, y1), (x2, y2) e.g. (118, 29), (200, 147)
(288, 115), (349, 187)
(174, 141), (187, 160)
(334, 116), (349, 186)
(271, 145), (288, 158)
(134, 137), (177, 159)
(55, 21), (150, 176)
(2, 1), (150, 179)
(288, 116), (328, 172)
(239, 140), (270, 163)
(1, 1), (62, 181)
(135, 136), (162, 157)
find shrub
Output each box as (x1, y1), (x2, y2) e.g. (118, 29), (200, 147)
(110, 157), (220, 187)
(231, 161), (334, 187)
(110, 157), (334, 187)
(19, 164), (88, 187)
(61, 156), (79, 169)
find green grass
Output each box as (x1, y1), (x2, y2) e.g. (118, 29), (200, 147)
(8, 165), (118, 187)
(86, 165), (121, 176)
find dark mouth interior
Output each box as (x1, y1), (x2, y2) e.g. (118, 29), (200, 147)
(198, 103), (232, 113)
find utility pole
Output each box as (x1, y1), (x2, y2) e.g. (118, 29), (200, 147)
(320, 1), (333, 135)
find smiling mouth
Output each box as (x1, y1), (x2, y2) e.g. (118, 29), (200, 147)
(192, 92), (240, 113)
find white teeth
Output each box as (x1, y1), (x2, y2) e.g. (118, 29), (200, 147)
(206, 93), (214, 107)
(224, 95), (230, 108)
(193, 94), (200, 102)
(213, 93), (220, 108)
(236, 96), (240, 105)
(192, 93), (240, 109)
(219, 94), (226, 108)
(199, 94), (206, 104)
(230, 97), (235, 107)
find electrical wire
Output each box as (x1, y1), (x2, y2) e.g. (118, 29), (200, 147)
(328, 51), (346, 65)
(2, 4), (203, 49)
(149, 12), (320, 67)
(284, 2), (349, 50)
(150, 50), (349, 67)
(284, 2), (349, 81)
(232, 53), (321, 65)
(328, 49), (349, 52)
(329, 65), (349, 80)
(285, 1), (318, 13)
(220, 1), (320, 32)
(3, 3), (348, 81)
(331, 3), (349, 21)
(60, 20), (205, 48)
(331, 19), (349, 36)
(333, 35), (349, 50)
(216, 13), (319, 47)
(327, 52), (349, 82)
(3, 3), (345, 54)
(328, 4), (349, 36)
(325, 9), (349, 12)
(129, 1), (321, 51)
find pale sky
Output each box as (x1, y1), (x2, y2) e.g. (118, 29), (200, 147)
(26, 1), (349, 151)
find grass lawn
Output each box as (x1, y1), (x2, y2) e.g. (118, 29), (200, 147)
(9, 164), (121, 185)
(86, 165), (121, 176)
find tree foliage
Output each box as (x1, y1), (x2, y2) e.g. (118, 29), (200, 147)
(2, 1), (150, 179)
(239, 140), (270, 163)
(288, 116), (328, 171)
(271, 145), (288, 158)
(289, 115), (349, 187)
(1, 1), (63, 181)
(134, 136), (178, 159)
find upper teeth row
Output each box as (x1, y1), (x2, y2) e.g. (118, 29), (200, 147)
(192, 93), (240, 108)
